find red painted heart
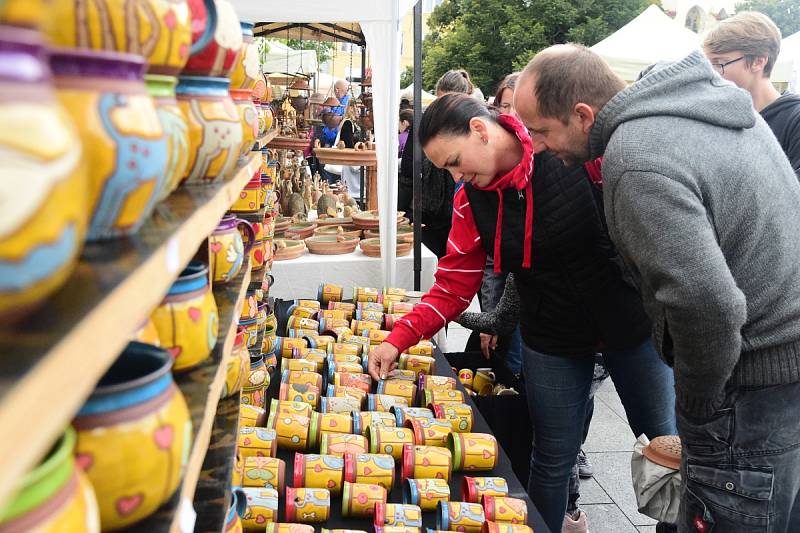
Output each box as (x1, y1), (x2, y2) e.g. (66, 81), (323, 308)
(167, 346), (182, 359)
(329, 420), (337, 427)
(187, 307), (202, 322)
(154, 425), (174, 450)
(75, 452), (93, 472)
(210, 241), (222, 253)
(256, 515), (266, 524)
(249, 202), (256, 208)
(254, 249), (264, 262)
(116, 493), (144, 517)
(240, 191), (248, 199)
(243, 438), (251, 446)
(422, 458), (431, 466)
(363, 466), (372, 475)
(314, 464), (323, 473)
(327, 479), (336, 488)
(482, 450), (492, 459)
(427, 430), (436, 437)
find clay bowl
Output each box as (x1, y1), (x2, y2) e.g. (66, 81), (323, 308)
(314, 225), (362, 239)
(352, 210), (405, 230)
(359, 238), (412, 258)
(315, 216), (353, 227)
(284, 221), (317, 240)
(267, 136), (310, 151)
(274, 216), (292, 236)
(642, 435), (681, 470)
(364, 225), (414, 243)
(304, 235), (360, 255)
(314, 146), (377, 167)
(273, 239), (305, 261)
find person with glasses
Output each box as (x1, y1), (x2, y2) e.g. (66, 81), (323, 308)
(704, 12), (800, 177)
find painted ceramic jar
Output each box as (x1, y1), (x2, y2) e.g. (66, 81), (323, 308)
(281, 358), (317, 374)
(358, 302), (384, 313)
(44, 0), (205, 75)
(242, 354), (269, 409)
(224, 487), (248, 533)
(406, 419), (453, 448)
(285, 488), (330, 523)
(374, 504), (423, 529)
(0, 429), (100, 532)
(240, 290), (258, 321)
(266, 524), (314, 533)
(320, 433), (368, 457)
(392, 406), (435, 427)
(327, 343), (361, 357)
(231, 88), (257, 158)
(238, 426), (277, 459)
(145, 74), (189, 201)
(318, 283), (344, 304)
(334, 372), (372, 394)
(399, 354), (435, 379)
(176, 75), (241, 183)
(353, 411), (396, 436)
(132, 317), (161, 346)
(354, 287), (379, 303)
(51, 48), (167, 241)
(343, 453), (395, 492)
(151, 261), (219, 371)
(269, 399), (312, 418)
(279, 382), (319, 409)
(481, 522), (533, 533)
(274, 337), (308, 358)
(261, 102), (274, 132)
(293, 453), (345, 495)
(461, 477), (509, 503)
(424, 389), (466, 408)
(239, 316), (258, 349)
(403, 478), (450, 511)
(401, 444), (452, 483)
(448, 433), (498, 472)
(368, 394), (409, 413)
(326, 385), (367, 408)
(239, 403), (266, 428)
(242, 456), (285, 492)
(183, 0), (242, 78)
(436, 502), (485, 533)
(419, 375), (458, 391)
(482, 496), (527, 524)
(221, 327), (248, 398)
(433, 403), (474, 433)
(328, 362), (366, 384)
(308, 412), (353, 449)
(72, 342), (191, 529)
(366, 425), (415, 461)
(0, 27), (87, 323)
(319, 396), (361, 415)
(241, 487), (278, 530)
(266, 408), (310, 451)
(406, 340), (434, 355)
(210, 214), (255, 284)
(341, 481), (386, 518)
(231, 171), (263, 212)
(230, 22), (259, 91)
(377, 379), (416, 406)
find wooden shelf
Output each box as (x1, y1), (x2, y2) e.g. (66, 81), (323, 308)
(130, 260), (252, 533)
(255, 129), (278, 150)
(0, 153), (260, 510)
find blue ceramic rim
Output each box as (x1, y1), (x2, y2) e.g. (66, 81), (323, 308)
(168, 261), (209, 295)
(367, 394), (376, 411)
(352, 413), (362, 435)
(393, 406), (404, 426)
(376, 380), (386, 395)
(328, 363), (336, 383)
(327, 384), (335, 396)
(240, 21), (255, 36)
(176, 75), (231, 96)
(404, 479), (418, 504)
(320, 397), (329, 413)
(438, 501), (449, 530)
(362, 357), (369, 373)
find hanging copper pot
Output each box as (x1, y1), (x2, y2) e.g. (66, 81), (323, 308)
(291, 94), (308, 114)
(289, 77), (310, 91)
(322, 96), (342, 107)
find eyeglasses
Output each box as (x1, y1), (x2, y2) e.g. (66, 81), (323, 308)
(711, 56), (744, 75)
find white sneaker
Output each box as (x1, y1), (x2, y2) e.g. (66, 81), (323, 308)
(562, 509), (589, 533)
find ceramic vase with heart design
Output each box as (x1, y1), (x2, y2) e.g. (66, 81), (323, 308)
(221, 327), (249, 399)
(229, 22), (259, 91)
(293, 454), (345, 495)
(231, 88), (257, 158)
(0, 428), (100, 533)
(224, 487), (247, 533)
(183, 0), (242, 78)
(72, 342), (191, 529)
(210, 214), (254, 284)
(150, 261), (219, 371)
(0, 26), (88, 323)
(145, 74), (190, 201)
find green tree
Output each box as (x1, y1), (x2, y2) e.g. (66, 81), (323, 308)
(400, 65), (414, 88)
(284, 39), (336, 64)
(422, 0), (650, 95)
(735, 0), (800, 35)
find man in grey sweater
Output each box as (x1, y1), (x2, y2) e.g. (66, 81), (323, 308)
(515, 44), (800, 532)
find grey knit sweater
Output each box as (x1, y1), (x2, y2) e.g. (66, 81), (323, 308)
(456, 275), (519, 336)
(592, 50), (800, 420)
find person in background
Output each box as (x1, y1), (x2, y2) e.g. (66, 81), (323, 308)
(703, 12), (800, 177)
(330, 79), (350, 116)
(370, 94), (677, 533)
(515, 43), (800, 533)
(399, 109), (413, 159)
(435, 69), (474, 96)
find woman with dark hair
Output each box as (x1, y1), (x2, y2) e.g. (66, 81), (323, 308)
(370, 93), (677, 533)
(493, 72), (519, 115)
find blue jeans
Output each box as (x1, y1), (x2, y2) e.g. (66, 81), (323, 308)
(678, 382), (800, 532)
(522, 338), (677, 533)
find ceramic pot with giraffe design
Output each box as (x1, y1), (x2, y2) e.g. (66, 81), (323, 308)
(183, 0), (242, 78)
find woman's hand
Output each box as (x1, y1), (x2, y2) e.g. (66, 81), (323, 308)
(368, 342), (401, 381)
(480, 333), (498, 360)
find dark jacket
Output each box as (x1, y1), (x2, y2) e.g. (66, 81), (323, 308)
(760, 91), (800, 177)
(464, 152), (652, 356)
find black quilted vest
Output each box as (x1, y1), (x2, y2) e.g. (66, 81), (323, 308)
(464, 152), (652, 355)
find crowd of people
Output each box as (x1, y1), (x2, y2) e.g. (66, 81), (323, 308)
(381, 11), (800, 533)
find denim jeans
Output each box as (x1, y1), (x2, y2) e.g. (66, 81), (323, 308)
(522, 338), (677, 533)
(677, 381), (800, 533)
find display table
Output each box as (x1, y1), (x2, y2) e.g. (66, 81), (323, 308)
(270, 244), (438, 300)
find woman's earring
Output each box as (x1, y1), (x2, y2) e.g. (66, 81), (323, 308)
(483, 137), (489, 144)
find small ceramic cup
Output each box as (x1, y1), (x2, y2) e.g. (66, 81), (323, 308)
(401, 444), (452, 482)
(368, 394), (409, 413)
(405, 340), (434, 355)
(433, 403), (474, 433)
(327, 342), (362, 356)
(318, 283), (344, 304)
(281, 358), (317, 373)
(319, 396), (361, 415)
(270, 399), (312, 418)
(461, 476), (509, 503)
(448, 433), (499, 472)
(436, 501), (485, 533)
(366, 425), (415, 461)
(333, 371), (372, 394)
(341, 481), (387, 518)
(266, 410), (310, 451)
(328, 361), (365, 383)
(374, 503), (423, 529)
(458, 369), (474, 389)
(242, 456), (285, 492)
(353, 411), (397, 435)
(326, 384), (367, 408)
(241, 487), (279, 530)
(293, 453), (345, 495)
(392, 406), (435, 427)
(472, 370), (496, 396)
(424, 389), (465, 408)
(278, 382), (319, 409)
(239, 404), (266, 428)
(404, 478), (451, 511)
(308, 412), (354, 449)
(238, 427), (277, 459)
(419, 374), (458, 391)
(353, 286), (380, 303)
(482, 495), (528, 524)
(405, 418), (453, 448)
(285, 487), (330, 523)
(320, 433), (368, 457)
(398, 354), (435, 379)
(343, 452), (395, 492)
(377, 379), (417, 406)
(265, 524), (314, 533)
(274, 337), (309, 358)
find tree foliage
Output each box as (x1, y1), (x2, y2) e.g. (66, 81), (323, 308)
(284, 39), (336, 64)
(421, 0), (650, 94)
(736, 0), (800, 35)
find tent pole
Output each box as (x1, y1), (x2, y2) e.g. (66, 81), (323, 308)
(412, 0), (422, 291)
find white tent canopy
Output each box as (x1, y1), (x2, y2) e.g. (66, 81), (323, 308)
(401, 84), (436, 106)
(591, 5), (700, 82)
(231, 0), (418, 287)
(261, 39), (318, 76)
(774, 31), (800, 89)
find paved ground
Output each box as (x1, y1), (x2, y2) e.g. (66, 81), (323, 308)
(445, 306), (657, 533)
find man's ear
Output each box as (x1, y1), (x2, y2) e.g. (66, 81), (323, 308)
(574, 103), (596, 134)
(750, 55), (769, 74)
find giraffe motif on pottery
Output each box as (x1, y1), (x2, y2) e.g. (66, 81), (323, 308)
(186, 97), (241, 182)
(91, 93), (167, 239)
(74, 0), (160, 56)
(153, 97), (189, 198)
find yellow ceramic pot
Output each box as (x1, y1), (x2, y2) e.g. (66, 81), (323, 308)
(448, 433), (498, 472)
(433, 403), (474, 433)
(72, 342), (191, 530)
(343, 453), (395, 492)
(0, 429), (100, 533)
(405, 419), (453, 448)
(401, 444), (452, 482)
(266, 408), (310, 451)
(151, 261), (219, 371)
(45, 0), (196, 76)
(221, 327), (248, 399)
(285, 488), (330, 523)
(0, 27), (87, 323)
(482, 496), (527, 524)
(374, 503), (423, 529)
(176, 75), (241, 184)
(210, 214), (255, 284)
(293, 454), (345, 495)
(0, 0), (51, 28)
(262, 102), (274, 132)
(403, 478), (450, 511)
(242, 354), (269, 409)
(241, 487), (278, 530)
(145, 74), (189, 201)
(132, 317), (161, 346)
(341, 481), (386, 518)
(437, 502), (485, 533)
(366, 425), (415, 461)
(225, 488), (247, 533)
(230, 22), (260, 91)
(51, 49), (167, 241)
(242, 457), (285, 492)
(320, 433), (368, 457)
(238, 426), (277, 459)
(231, 88), (257, 158)
(460, 477), (509, 503)
(353, 412), (396, 436)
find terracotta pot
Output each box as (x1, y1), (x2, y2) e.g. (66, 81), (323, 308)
(176, 75), (241, 183)
(183, 0), (243, 78)
(304, 235), (359, 255)
(51, 48), (168, 241)
(0, 27), (88, 323)
(359, 238), (412, 258)
(150, 261), (219, 371)
(273, 239), (305, 261)
(0, 429), (100, 532)
(230, 87), (257, 158)
(145, 74), (190, 201)
(314, 225), (362, 239)
(230, 22), (260, 91)
(73, 342), (191, 529)
(210, 214), (255, 284)
(285, 222), (317, 240)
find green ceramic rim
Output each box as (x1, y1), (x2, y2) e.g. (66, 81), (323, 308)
(448, 432), (463, 471)
(342, 481), (352, 516)
(144, 74), (177, 96)
(0, 428), (75, 521)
